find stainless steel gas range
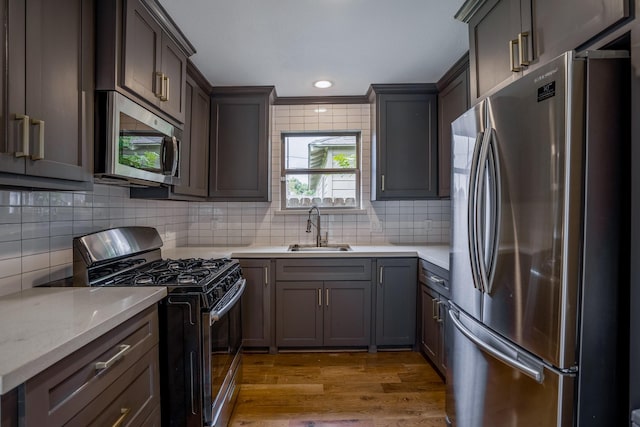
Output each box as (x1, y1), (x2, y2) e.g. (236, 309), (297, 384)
(72, 226), (245, 427)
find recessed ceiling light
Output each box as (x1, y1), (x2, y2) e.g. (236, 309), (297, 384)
(313, 80), (333, 89)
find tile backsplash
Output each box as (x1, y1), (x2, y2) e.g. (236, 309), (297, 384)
(0, 103), (450, 296)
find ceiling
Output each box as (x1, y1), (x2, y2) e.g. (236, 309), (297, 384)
(158, 0), (469, 98)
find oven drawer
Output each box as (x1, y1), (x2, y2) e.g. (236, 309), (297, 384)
(24, 305), (159, 426)
(65, 346), (160, 427)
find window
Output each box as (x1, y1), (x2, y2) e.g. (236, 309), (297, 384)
(281, 132), (360, 210)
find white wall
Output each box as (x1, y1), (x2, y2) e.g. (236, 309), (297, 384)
(186, 103), (451, 247)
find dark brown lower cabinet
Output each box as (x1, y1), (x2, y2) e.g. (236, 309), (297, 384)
(22, 306), (160, 426)
(275, 280), (371, 348)
(375, 258), (418, 347)
(240, 259), (273, 350)
(418, 259), (449, 377)
(420, 284), (447, 376)
(274, 258), (373, 349)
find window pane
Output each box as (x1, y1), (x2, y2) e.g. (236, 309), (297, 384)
(285, 135), (357, 170)
(285, 173), (357, 208)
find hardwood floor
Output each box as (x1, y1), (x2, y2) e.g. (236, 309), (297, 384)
(229, 351), (446, 426)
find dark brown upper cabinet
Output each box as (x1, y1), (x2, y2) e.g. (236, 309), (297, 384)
(369, 84), (438, 200)
(0, 0), (94, 190)
(173, 66), (211, 198)
(96, 0), (195, 125)
(456, 0), (630, 102)
(209, 87), (274, 201)
(437, 54), (470, 198)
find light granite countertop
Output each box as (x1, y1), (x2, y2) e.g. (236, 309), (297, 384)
(0, 286), (166, 394)
(163, 244), (450, 270)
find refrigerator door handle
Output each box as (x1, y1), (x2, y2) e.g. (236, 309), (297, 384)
(448, 307), (545, 383)
(484, 128), (502, 294)
(469, 129), (491, 292)
(468, 130), (488, 292)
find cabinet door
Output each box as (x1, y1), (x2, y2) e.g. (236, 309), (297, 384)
(173, 76), (209, 197)
(324, 281), (371, 347)
(375, 93), (437, 200)
(240, 259), (272, 348)
(420, 284), (440, 364)
(438, 66), (469, 198)
(123, 0), (162, 107)
(532, 0), (630, 66)
(375, 258), (418, 346)
(160, 35), (187, 123)
(209, 93), (271, 201)
(468, 0), (530, 101)
(3, 0), (93, 186)
(276, 281), (323, 347)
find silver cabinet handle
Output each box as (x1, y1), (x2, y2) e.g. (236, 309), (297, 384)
(518, 32), (530, 66)
(264, 267), (269, 286)
(432, 297), (439, 320)
(436, 301), (446, 323)
(381, 174), (385, 192)
(326, 288), (329, 307)
(318, 288), (322, 307)
(95, 344), (131, 370)
(111, 408), (131, 427)
(428, 275), (445, 285)
(163, 75), (170, 102)
(14, 114), (30, 157)
(30, 119), (45, 160)
(155, 71), (164, 99)
(379, 266), (384, 285)
(509, 39), (521, 72)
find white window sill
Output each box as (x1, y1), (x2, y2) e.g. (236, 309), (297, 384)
(274, 208), (368, 215)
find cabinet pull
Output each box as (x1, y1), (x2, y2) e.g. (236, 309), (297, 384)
(30, 119), (45, 160)
(14, 114), (30, 157)
(509, 39), (521, 72)
(264, 267), (269, 286)
(95, 344), (131, 370)
(155, 71), (164, 99)
(436, 301), (446, 323)
(111, 407), (131, 427)
(381, 174), (385, 192)
(428, 275), (445, 285)
(318, 288), (322, 307)
(326, 288), (329, 307)
(518, 32), (530, 66)
(163, 75), (170, 102)
(432, 298), (439, 320)
(379, 266), (384, 285)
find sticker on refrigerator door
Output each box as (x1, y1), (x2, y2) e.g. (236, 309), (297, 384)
(537, 81), (556, 102)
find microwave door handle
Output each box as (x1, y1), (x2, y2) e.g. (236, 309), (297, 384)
(161, 136), (179, 176)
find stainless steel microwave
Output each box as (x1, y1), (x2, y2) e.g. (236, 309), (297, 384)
(94, 91), (181, 186)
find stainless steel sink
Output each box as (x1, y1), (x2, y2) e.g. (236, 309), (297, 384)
(287, 244), (352, 252)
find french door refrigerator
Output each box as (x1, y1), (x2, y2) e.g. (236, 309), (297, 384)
(446, 50), (629, 427)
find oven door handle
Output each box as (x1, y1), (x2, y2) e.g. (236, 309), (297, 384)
(209, 278), (246, 325)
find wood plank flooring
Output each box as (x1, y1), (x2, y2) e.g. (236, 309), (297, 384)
(229, 351), (446, 426)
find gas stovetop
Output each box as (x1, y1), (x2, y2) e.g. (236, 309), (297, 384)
(72, 227), (244, 310)
(91, 257), (242, 309)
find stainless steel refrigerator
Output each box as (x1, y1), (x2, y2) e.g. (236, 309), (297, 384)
(446, 50), (629, 427)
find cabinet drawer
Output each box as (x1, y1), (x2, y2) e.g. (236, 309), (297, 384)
(276, 258), (372, 281)
(24, 306), (159, 426)
(418, 259), (449, 297)
(65, 346), (160, 427)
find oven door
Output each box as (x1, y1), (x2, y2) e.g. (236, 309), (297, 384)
(203, 278), (246, 427)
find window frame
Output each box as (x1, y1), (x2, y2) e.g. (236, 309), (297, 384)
(280, 131), (361, 211)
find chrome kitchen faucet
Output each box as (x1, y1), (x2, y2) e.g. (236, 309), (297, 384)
(306, 205), (327, 247)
